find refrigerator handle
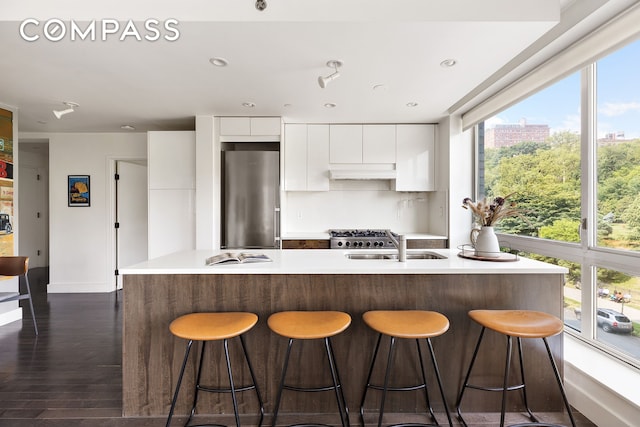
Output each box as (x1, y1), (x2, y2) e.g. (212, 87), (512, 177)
(274, 207), (281, 248)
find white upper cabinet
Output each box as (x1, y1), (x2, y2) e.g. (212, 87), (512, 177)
(306, 125), (330, 191)
(329, 124), (396, 164)
(363, 125), (396, 163)
(220, 117), (281, 136)
(395, 124), (435, 191)
(284, 124), (308, 191)
(284, 124), (329, 191)
(250, 117), (282, 136)
(329, 125), (362, 163)
(148, 131), (196, 189)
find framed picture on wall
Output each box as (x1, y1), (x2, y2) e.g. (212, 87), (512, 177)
(68, 175), (90, 207)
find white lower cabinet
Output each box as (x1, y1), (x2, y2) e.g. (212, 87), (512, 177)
(395, 124), (435, 191)
(284, 124), (329, 191)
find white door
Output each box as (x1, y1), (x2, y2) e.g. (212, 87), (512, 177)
(18, 165), (48, 267)
(116, 161), (147, 289)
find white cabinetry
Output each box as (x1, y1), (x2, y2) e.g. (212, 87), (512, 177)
(307, 125), (330, 190)
(284, 124), (329, 191)
(363, 125), (396, 163)
(395, 124), (435, 191)
(329, 125), (362, 163)
(219, 117), (281, 137)
(329, 124), (396, 164)
(147, 131), (196, 259)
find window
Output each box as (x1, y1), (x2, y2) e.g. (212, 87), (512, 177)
(477, 38), (640, 367)
(482, 73), (581, 241)
(596, 41), (640, 252)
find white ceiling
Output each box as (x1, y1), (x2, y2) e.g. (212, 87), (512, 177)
(0, 0), (633, 133)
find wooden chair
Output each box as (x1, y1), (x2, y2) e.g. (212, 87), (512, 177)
(0, 256), (37, 335)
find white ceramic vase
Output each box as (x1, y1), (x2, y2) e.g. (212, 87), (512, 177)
(470, 226), (500, 257)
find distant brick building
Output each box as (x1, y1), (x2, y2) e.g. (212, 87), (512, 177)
(485, 119), (550, 148)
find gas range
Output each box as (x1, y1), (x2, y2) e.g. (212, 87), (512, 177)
(329, 229), (398, 249)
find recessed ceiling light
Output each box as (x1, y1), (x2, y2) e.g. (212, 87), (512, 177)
(440, 58), (457, 68)
(406, 102), (419, 107)
(121, 125), (136, 131)
(284, 103), (292, 108)
(373, 84), (388, 91)
(242, 102), (256, 108)
(209, 57), (229, 67)
(324, 103), (337, 108)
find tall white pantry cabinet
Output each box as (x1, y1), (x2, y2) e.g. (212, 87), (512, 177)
(147, 131), (196, 259)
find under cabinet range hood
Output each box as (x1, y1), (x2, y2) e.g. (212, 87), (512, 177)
(329, 165), (396, 180)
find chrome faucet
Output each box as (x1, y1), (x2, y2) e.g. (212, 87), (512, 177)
(386, 230), (407, 262)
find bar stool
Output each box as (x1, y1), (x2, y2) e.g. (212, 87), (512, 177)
(359, 310), (453, 427)
(455, 310), (576, 427)
(166, 312), (264, 427)
(267, 310), (351, 427)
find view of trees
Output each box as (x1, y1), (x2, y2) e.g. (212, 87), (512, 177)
(485, 131), (640, 248)
(484, 132), (640, 289)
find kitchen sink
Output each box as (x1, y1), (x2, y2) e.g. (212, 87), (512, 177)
(345, 252), (446, 260)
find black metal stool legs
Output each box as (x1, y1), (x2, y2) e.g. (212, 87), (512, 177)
(456, 327), (577, 427)
(360, 333), (452, 427)
(271, 337), (350, 427)
(326, 337), (350, 427)
(167, 339), (195, 427)
(425, 337), (453, 427)
(239, 334), (265, 427)
(167, 337), (264, 427)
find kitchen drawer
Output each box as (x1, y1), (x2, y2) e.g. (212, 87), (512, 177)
(407, 239), (447, 249)
(281, 239), (330, 249)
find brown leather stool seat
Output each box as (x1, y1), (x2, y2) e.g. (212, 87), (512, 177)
(268, 311), (351, 427)
(166, 312), (264, 427)
(360, 310), (453, 427)
(456, 310), (576, 427)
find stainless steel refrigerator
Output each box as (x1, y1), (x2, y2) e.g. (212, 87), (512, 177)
(222, 150), (280, 249)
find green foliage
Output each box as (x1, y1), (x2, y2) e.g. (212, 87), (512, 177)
(539, 218), (580, 242)
(484, 132), (640, 289)
(621, 196), (640, 239)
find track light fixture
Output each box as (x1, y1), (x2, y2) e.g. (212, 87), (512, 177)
(53, 101), (79, 119)
(318, 60), (343, 88)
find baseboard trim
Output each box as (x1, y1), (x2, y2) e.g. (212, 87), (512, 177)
(47, 282), (115, 293)
(0, 306), (23, 326)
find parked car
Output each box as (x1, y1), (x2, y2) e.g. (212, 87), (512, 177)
(597, 308), (633, 334)
(0, 213), (11, 234)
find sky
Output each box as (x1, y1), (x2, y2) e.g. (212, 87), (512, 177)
(485, 38), (640, 139)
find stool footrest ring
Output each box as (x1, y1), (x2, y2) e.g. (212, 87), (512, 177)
(509, 424), (569, 427)
(466, 383), (525, 393)
(283, 384), (343, 393)
(197, 384), (258, 394)
(367, 383), (427, 393)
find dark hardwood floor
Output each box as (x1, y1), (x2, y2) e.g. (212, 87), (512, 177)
(0, 267), (597, 426)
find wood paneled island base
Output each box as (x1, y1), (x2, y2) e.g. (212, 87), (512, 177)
(123, 272), (565, 419)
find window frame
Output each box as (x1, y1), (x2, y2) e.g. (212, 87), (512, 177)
(477, 53), (640, 369)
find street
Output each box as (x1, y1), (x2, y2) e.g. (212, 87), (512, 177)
(564, 285), (640, 359)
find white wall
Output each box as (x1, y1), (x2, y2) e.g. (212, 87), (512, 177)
(440, 115), (474, 248)
(46, 132), (146, 293)
(284, 185), (430, 234)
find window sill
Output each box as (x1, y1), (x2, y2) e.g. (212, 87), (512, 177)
(564, 332), (640, 425)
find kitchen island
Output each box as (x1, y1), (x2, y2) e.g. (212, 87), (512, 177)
(121, 248), (568, 421)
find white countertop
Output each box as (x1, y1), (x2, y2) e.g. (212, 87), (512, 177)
(280, 232), (447, 240)
(121, 248), (567, 275)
